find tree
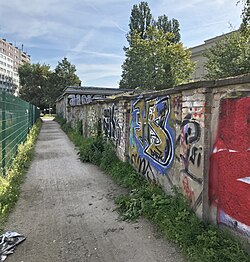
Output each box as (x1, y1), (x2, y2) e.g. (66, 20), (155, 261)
(155, 15), (180, 43)
(240, 0), (250, 28)
(47, 57), (81, 107)
(19, 62), (51, 108)
(204, 31), (250, 80)
(204, 2), (250, 80)
(127, 1), (153, 44)
(239, 0), (250, 37)
(18, 57), (81, 108)
(120, 1), (186, 89)
(127, 2), (181, 44)
(120, 28), (194, 90)
(54, 57), (81, 88)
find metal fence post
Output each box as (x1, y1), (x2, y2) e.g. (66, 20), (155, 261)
(33, 105), (35, 125)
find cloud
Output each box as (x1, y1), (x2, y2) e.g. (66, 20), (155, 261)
(110, 21), (128, 34)
(69, 31), (97, 54)
(74, 50), (124, 59)
(0, 0), (243, 88)
(76, 63), (122, 87)
(150, 0), (243, 48)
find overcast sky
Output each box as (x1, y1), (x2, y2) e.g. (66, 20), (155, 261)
(0, 0), (243, 87)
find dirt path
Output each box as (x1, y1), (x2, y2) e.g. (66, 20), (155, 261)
(5, 119), (185, 262)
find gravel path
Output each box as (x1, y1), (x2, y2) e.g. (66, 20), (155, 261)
(5, 119), (185, 262)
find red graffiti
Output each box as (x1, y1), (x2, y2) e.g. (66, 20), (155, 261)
(182, 176), (195, 203)
(209, 97), (250, 228)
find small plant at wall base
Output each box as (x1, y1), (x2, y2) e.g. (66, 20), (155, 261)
(0, 120), (42, 232)
(56, 117), (250, 262)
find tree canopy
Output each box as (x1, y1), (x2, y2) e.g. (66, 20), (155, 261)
(54, 57), (81, 88)
(127, 2), (181, 44)
(120, 28), (194, 90)
(155, 15), (180, 44)
(204, 1), (250, 80)
(18, 57), (81, 109)
(240, 0), (250, 33)
(127, 1), (153, 43)
(47, 57), (81, 107)
(204, 31), (250, 80)
(120, 1), (193, 89)
(18, 63), (51, 109)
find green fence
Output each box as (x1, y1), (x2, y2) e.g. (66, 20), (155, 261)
(0, 91), (40, 176)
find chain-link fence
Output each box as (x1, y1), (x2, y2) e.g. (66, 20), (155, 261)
(0, 91), (40, 176)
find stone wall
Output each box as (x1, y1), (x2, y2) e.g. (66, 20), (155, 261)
(57, 75), (250, 237)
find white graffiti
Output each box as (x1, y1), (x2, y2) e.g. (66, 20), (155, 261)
(68, 94), (105, 106)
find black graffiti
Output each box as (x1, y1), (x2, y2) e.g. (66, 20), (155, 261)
(103, 105), (121, 145)
(130, 153), (159, 183)
(189, 146), (202, 167)
(180, 113), (202, 169)
(182, 114), (201, 144)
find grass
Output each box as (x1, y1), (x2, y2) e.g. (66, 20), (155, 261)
(0, 119), (42, 232)
(55, 116), (250, 262)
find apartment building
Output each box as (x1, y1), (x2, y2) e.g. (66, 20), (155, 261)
(0, 38), (30, 95)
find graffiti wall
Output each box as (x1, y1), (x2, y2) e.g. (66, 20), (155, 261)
(128, 92), (206, 216)
(102, 101), (129, 162)
(68, 94), (105, 106)
(209, 97), (250, 236)
(178, 92), (206, 216)
(129, 96), (175, 182)
(103, 104), (121, 145)
(56, 74), (250, 237)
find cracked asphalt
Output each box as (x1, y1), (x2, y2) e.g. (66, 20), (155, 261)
(5, 119), (185, 262)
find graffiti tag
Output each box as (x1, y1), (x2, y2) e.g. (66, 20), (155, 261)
(180, 113), (202, 173)
(130, 96), (174, 175)
(68, 94), (105, 106)
(103, 105), (121, 145)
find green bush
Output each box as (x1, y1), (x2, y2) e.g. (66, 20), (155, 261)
(99, 142), (120, 172)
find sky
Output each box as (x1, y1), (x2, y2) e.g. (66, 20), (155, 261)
(0, 0), (244, 88)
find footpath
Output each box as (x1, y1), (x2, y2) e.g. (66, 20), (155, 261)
(4, 119), (185, 262)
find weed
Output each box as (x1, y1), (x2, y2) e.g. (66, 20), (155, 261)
(75, 120), (83, 136)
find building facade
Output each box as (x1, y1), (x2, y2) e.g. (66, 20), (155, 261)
(0, 38), (30, 95)
(189, 32), (234, 81)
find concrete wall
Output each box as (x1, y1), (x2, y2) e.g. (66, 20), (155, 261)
(57, 75), (250, 237)
(208, 86), (250, 237)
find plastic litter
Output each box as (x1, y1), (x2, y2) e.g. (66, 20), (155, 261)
(0, 231), (26, 261)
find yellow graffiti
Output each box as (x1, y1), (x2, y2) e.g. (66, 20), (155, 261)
(145, 100), (168, 162)
(134, 99), (144, 145)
